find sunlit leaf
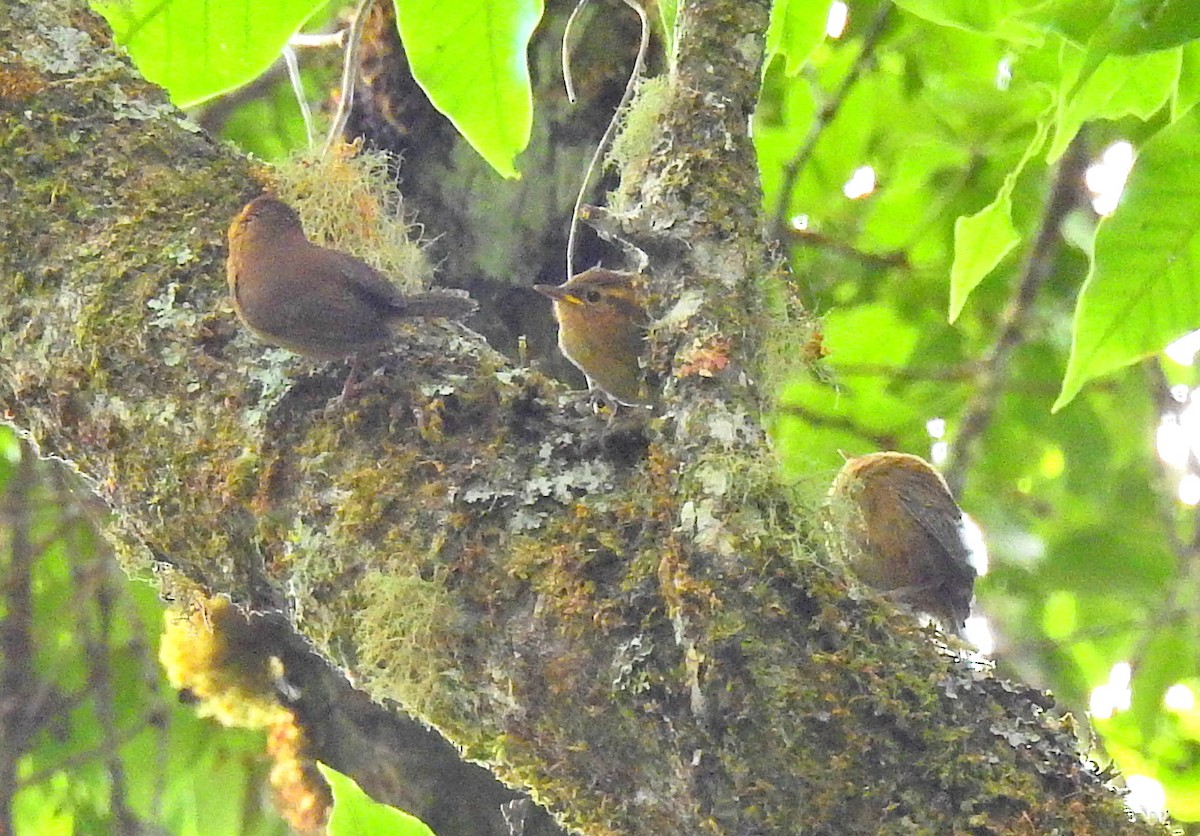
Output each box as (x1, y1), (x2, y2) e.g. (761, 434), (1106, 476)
(1089, 0), (1200, 56)
(949, 113), (1050, 321)
(1174, 41), (1200, 120)
(1049, 46), (1180, 161)
(1055, 111), (1200, 410)
(395, 0), (543, 178)
(320, 763), (435, 836)
(91, 0), (325, 107)
(765, 0), (828, 76)
(890, 0), (1044, 44)
(1132, 629), (1193, 741)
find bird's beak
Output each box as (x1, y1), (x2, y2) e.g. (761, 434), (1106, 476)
(533, 284), (583, 305)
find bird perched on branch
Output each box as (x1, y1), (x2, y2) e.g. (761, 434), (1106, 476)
(534, 268), (650, 408)
(226, 195), (476, 398)
(828, 452), (977, 635)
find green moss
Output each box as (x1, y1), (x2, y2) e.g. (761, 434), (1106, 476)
(352, 565), (463, 717)
(607, 75), (671, 214)
(272, 145), (435, 294)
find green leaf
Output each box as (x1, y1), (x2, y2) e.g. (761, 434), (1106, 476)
(90, 0), (326, 107)
(1161, 767), (1200, 821)
(1063, 0), (1186, 97)
(658, 0), (678, 59)
(1174, 41), (1200, 120)
(1055, 111), (1200, 411)
(1090, 0), (1200, 56)
(890, 0), (1045, 45)
(395, 0), (543, 178)
(949, 113), (1051, 322)
(219, 67), (329, 160)
(765, 0), (828, 76)
(320, 763), (435, 836)
(1049, 45), (1180, 161)
(1132, 628), (1193, 742)
(950, 201), (1019, 320)
(1019, 0), (1112, 47)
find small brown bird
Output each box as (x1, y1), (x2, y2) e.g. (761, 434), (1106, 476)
(533, 268), (649, 407)
(828, 452), (977, 635)
(226, 196), (476, 396)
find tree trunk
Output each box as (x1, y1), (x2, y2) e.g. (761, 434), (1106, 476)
(0, 1), (1157, 833)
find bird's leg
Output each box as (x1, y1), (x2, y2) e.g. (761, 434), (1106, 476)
(339, 354), (364, 402)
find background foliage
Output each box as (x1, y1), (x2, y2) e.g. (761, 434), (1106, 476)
(9, 0), (1200, 830)
(0, 425), (290, 835)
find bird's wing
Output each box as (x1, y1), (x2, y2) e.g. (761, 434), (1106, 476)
(894, 468), (977, 585)
(327, 250), (406, 310)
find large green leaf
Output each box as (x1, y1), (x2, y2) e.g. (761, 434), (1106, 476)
(1055, 111), (1200, 411)
(91, 0), (325, 107)
(1048, 45), (1180, 160)
(1086, 0), (1200, 56)
(890, 0), (1045, 44)
(395, 0), (543, 178)
(949, 112), (1051, 322)
(1174, 41), (1200, 120)
(320, 763), (435, 836)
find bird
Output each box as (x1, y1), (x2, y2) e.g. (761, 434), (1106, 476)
(226, 195), (476, 398)
(533, 268), (650, 407)
(828, 452), (977, 635)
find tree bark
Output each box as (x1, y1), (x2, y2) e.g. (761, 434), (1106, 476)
(0, 1), (1158, 833)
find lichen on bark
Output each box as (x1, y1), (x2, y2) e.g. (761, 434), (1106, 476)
(0, 0), (1163, 833)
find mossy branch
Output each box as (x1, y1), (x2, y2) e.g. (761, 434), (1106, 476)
(0, 1), (1159, 834)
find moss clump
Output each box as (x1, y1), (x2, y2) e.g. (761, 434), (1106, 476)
(159, 596), (330, 831)
(606, 75), (672, 213)
(754, 268), (828, 409)
(270, 141), (434, 295)
(159, 596), (289, 727)
(351, 566), (464, 719)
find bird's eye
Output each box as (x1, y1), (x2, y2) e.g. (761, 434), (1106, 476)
(585, 290), (602, 303)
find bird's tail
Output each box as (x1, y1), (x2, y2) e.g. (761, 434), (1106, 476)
(396, 289), (479, 320)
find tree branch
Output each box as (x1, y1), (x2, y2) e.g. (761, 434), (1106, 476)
(0, 1), (1160, 833)
(944, 135), (1090, 497)
(769, 2), (894, 241)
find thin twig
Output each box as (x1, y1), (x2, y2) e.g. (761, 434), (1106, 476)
(15, 722), (148, 793)
(834, 361), (983, 384)
(561, 0), (592, 104)
(0, 443), (36, 833)
(290, 31), (348, 49)
(89, 558), (138, 832)
(564, 0), (650, 281)
(282, 45), (316, 149)
(786, 227), (908, 270)
(943, 134), (1089, 497)
(1122, 361), (1199, 681)
(323, 0), (376, 156)
(774, 402), (899, 451)
(769, 2), (894, 241)
(197, 61), (288, 137)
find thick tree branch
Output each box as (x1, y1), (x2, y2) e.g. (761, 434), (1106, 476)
(0, 1), (1159, 834)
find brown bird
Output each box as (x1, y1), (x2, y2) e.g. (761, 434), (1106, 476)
(828, 452), (977, 635)
(226, 195), (476, 396)
(533, 268), (649, 407)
